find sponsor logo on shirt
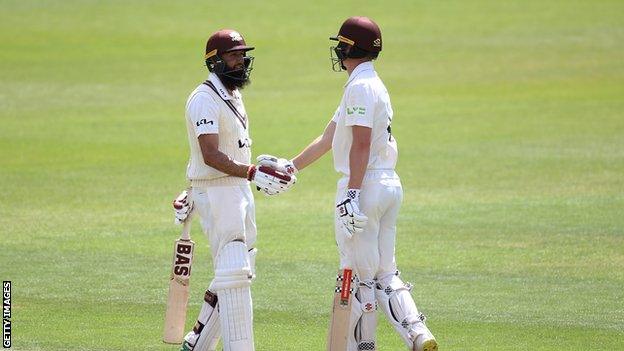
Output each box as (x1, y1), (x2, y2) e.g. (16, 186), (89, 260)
(238, 138), (252, 148)
(346, 106), (366, 116)
(196, 119), (214, 127)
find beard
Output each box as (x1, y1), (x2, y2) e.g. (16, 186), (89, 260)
(217, 68), (250, 91)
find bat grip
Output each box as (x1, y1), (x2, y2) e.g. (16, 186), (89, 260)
(179, 208), (194, 241)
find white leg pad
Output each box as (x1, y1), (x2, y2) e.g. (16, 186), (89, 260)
(346, 292), (363, 351)
(353, 279), (378, 351)
(209, 241), (254, 351)
(375, 272), (436, 350)
(193, 290), (220, 351)
(209, 241), (253, 291)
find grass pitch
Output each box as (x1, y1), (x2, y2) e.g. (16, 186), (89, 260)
(1, 1), (623, 350)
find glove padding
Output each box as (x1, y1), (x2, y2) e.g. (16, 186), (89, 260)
(249, 165), (297, 196)
(336, 189), (368, 238)
(173, 189), (193, 225)
(256, 154), (298, 175)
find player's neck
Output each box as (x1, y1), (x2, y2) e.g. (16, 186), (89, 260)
(345, 59), (371, 75)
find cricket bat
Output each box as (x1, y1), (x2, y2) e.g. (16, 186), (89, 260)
(163, 215), (195, 344)
(327, 268), (354, 351)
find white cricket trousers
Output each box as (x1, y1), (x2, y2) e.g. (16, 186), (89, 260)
(335, 170), (403, 281)
(191, 184), (257, 261)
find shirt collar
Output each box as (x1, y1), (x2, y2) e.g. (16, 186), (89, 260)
(208, 73), (238, 100)
(344, 61), (375, 87)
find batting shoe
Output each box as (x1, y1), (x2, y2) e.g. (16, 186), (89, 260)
(179, 331), (198, 351)
(416, 337), (438, 351)
(412, 324), (438, 351)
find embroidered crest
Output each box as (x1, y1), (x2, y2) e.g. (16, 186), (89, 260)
(229, 31), (243, 42)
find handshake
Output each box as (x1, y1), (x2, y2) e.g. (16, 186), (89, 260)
(252, 155), (368, 238)
(248, 154), (298, 196)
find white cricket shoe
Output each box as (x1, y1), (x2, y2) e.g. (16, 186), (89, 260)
(411, 323), (438, 351)
(180, 331), (199, 351)
(415, 336), (438, 351)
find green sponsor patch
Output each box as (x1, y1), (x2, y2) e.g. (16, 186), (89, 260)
(346, 106), (366, 116)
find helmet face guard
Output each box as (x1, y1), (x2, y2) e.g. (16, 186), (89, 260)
(330, 41), (374, 72)
(330, 43), (348, 72)
(206, 54), (255, 81)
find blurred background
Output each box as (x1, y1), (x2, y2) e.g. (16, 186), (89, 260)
(1, 1), (622, 350)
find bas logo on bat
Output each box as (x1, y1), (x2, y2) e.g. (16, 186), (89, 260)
(164, 198), (195, 344)
(173, 243), (193, 276)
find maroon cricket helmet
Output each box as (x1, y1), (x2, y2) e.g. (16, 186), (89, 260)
(330, 16), (382, 53)
(205, 29), (255, 60)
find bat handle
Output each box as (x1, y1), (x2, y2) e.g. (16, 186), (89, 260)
(179, 209), (194, 241)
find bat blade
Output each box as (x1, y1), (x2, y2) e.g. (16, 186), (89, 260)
(327, 268), (353, 351)
(163, 220), (195, 344)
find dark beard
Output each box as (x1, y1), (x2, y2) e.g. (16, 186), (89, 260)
(218, 69), (250, 91)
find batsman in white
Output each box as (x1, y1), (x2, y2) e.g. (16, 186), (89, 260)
(178, 29), (295, 351)
(258, 17), (438, 351)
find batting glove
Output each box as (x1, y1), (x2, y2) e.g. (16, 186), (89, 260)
(173, 189), (192, 225)
(256, 154), (298, 175)
(247, 164), (297, 196)
(336, 189), (368, 238)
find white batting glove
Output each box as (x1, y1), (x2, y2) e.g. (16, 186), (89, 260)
(256, 154), (298, 175)
(336, 189), (368, 238)
(247, 164), (297, 196)
(173, 189), (192, 225)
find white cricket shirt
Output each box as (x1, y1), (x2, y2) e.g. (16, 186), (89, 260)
(185, 73), (252, 185)
(331, 61), (398, 177)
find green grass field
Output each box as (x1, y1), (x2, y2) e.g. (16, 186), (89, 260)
(1, 0), (623, 350)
